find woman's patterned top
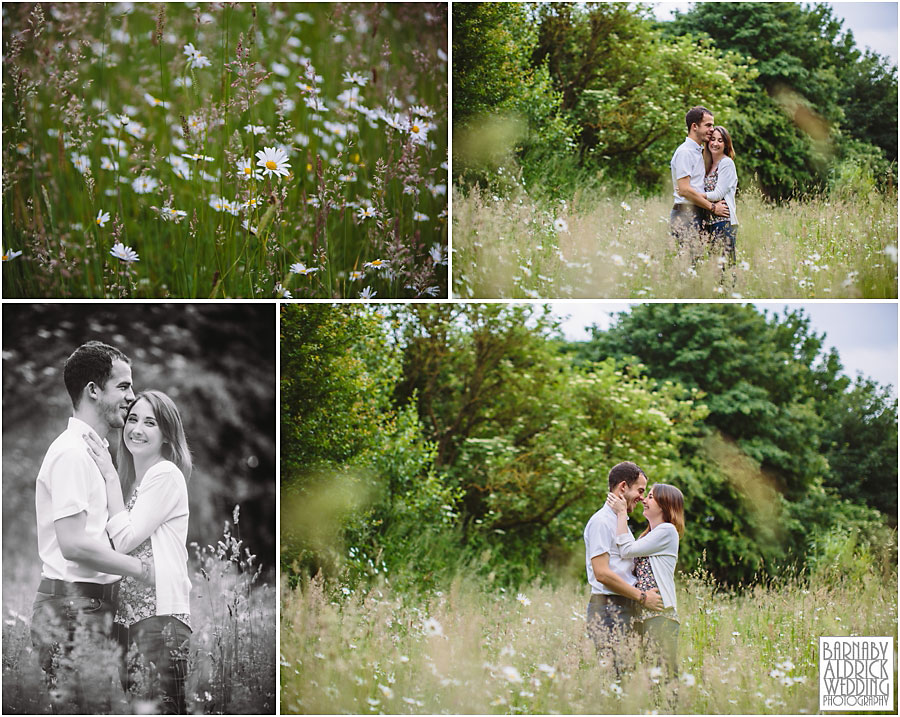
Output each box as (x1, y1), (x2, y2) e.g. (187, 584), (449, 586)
(704, 166), (727, 227)
(633, 555), (678, 621)
(114, 489), (191, 630)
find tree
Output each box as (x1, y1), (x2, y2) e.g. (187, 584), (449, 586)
(452, 2), (576, 185)
(575, 304), (831, 497)
(392, 304), (704, 582)
(279, 304), (453, 583)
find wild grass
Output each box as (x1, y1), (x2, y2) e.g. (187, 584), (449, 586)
(2, 3), (447, 298)
(452, 184), (898, 299)
(281, 567), (897, 714)
(2, 513), (276, 715)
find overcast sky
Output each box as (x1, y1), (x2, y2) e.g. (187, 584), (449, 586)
(651, 2), (898, 65)
(548, 301), (898, 394)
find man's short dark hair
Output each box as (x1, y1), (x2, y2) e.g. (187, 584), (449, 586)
(608, 461), (646, 491)
(64, 341), (130, 408)
(685, 106), (712, 133)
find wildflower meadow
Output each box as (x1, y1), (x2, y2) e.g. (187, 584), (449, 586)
(2, 2), (448, 298)
(282, 565), (897, 715)
(452, 184), (898, 299)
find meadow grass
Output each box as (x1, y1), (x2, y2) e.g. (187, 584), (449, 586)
(452, 184), (897, 299)
(281, 567), (897, 714)
(2, 3), (447, 298)
(2, 515), (276, 715)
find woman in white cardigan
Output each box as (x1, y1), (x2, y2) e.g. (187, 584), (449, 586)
(607, 483), (684, 678)
(85, 390), (192, 714)
(703, 126), (739, 268)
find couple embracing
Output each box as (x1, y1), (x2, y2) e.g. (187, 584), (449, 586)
(584, 461), (684, 680)
(31, 341), (192, 714)
(670, 105), (739, 268)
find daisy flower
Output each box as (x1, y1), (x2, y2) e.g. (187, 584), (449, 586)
(70, 152), (91, 174)
(131, 176), (159, 194)
(100, 156), (119, 171)
(244, 124), (267, 136)
(181, 152), (215, 162)
(95, 210), (111, 227)
(289, 262), (319, 276)
(241, 220), (258, 236)
(274, 283), (292, 298)
(2, 248), (23, 261)
(413, 211), (429, 221)
(144, 92), (170, 109)
(349, 270), (364, 281)
(244, 196), (264, 210)
(410, 105), (435, 119)
(553, 217), (569, 233)
(236, 158), (262, 182)
(209, 196), (226, 212)
(16, 142), (30, 155)
(430, 243), (447, 265)
(159, 207), (188, 223)
(183, 42), (211, 69)
(295, 80), (319, 95)
(186, 115), (206, 133)
(357, 206), (379, 220)
(364, 259), (388, 270)
(123, 122), (147, 140)
(407, 122), (431, 144)
(110, 242), (139, 262)
(359, 286), (377, 300)
(255, 146), (291, 178)
(223, 199), (241, 216)
(343, 70), (368, 86)
(304, 95), (327, 112)
(336, 88), (361, 108)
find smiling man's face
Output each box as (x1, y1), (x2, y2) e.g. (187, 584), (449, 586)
(698, 112), (715, 143)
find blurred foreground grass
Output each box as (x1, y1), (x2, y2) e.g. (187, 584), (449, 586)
(282, 567), (897, 714)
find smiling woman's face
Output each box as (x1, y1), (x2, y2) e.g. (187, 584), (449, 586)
(123, 397), (164, 460)
(708, 130), (725, 156)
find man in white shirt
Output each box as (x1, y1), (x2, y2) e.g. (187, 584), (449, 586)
(670, 106), (730, 261)
(584, 461), (663, 667)
(31, 341), (152, 694)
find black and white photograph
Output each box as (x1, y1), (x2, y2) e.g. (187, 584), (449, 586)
(1, 302), (276, 715)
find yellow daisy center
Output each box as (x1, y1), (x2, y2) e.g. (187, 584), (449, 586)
(266, 160), (277, 170)
(96, 218), (102, 224)
(412, 125), (420, 133)
(244, 167), (252, 174)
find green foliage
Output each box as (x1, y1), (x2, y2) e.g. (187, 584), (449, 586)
(574, 304), (830, 498)
(818, 376), (898, 520)
(279, 304), (447, 585)
(452, 2), (578, 191)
